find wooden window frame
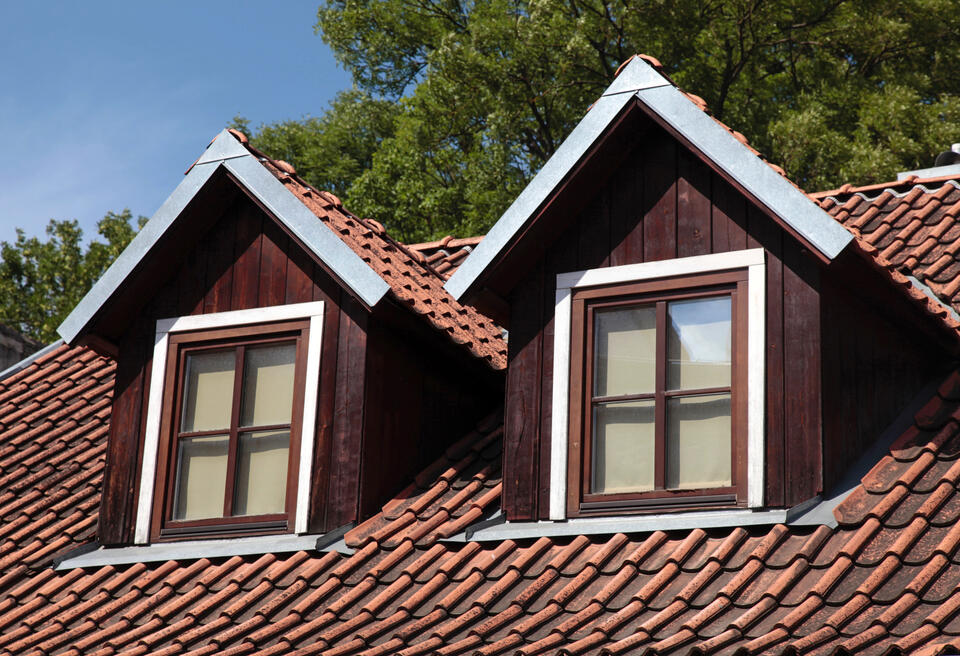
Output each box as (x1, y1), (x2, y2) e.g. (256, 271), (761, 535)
(566, 270), (749, 517)
(134, 301), (325, 545)
(150, 321), (309, 541)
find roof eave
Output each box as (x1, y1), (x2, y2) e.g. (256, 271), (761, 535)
(58, 130), (390, 345)
(444, 56), (854, 303)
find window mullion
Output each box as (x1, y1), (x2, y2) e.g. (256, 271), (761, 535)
(654, 301), (667, 490)
(223, 345), (245, 517)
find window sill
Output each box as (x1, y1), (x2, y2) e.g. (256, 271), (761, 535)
(55, 526), (353, 570)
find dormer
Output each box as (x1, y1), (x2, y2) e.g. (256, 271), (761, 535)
(446, 56), (960, 522)
(59, 130), (504, 546)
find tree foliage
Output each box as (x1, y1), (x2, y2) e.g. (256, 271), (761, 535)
(0, 210), (147, 343)
(244, 0), (960, 242)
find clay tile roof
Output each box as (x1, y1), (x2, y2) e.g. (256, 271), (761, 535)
(237, 137), (505, 370)
(815, 175), (960, 321)
(6, 341), (960, 654)
(406, 236), (484, 280)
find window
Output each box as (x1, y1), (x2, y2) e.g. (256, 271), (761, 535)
(135, 302), (324, 544)
(549, 250), (764, 519)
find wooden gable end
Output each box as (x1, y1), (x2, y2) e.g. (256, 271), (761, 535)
(101, 187), (361, 543)
(502, 112), (949, 521)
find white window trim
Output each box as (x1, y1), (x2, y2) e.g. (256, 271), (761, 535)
(549, 249), (765, 519)
(134, 301), (325, 544)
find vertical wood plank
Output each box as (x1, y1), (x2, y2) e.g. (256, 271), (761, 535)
(285, 238), (315, 305)
(677, 150), (712, 258)
(258, 219), (289, 307)
(203, 204), (237, 314)
(577, 187), (610, 270)
(177, 242), (207, 317)
(782, 245), (822, 504)
(608, 148), (643, 267)
(712, 175), (748, 253)
(325, 294), (367, 528)
(230, 203), (263, 311)
(308, 266), (341, 532)
(642, 130), (677, 263)
(504, 264), (544, 521)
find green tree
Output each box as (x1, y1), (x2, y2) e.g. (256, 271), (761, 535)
(0, 210), (147, 343)
(240, 0), (960, 242)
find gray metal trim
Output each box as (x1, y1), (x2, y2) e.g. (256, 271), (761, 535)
(58, 135), (390, 344)
(634, 84), (852, 260)
(58, 160), (221, 344)
(194, 128), (251, 165)
(0, 339), (63, 383)
(905, 275), (960, 324)
(445, 56), (853, 301)
(898, 163), (960, 181)
(223, 156), (389, 307)
(55, 532), (352, 570)
(444, 73), (660, 301)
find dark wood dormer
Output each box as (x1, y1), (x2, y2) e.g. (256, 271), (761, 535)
(60, 132), (502, 545)
(445, 57), (958, 522)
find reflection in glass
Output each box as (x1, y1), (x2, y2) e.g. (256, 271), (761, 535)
(240, 343), (296, 427)
(667, 297), (731, 390)
(594, 306), (656, 397)
(181, 351), (235, 432)
(234, 430), (290, 516)
(173, 434), (228, 520)
(591, 400), (655, 493)
(666, 394), (731, 489)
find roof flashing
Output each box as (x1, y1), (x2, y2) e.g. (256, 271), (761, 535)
(445, 56), (853, 302)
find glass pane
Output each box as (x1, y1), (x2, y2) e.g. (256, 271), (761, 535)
(234, 430), (290, 516)
(667, 297), (731, 391)
(591, 400), (655, 494)
(666, 393), (731, 490)
(181, 350), (235, 432)
(240, 343), (297, 427)
(172, 434), (228, 520)
(594, 306), (656, 397)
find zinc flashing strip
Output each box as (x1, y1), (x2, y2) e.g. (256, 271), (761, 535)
(56, 532), (352, 570)
(224, 156), (389, 308)
(905, 275), (960, 324)
(444, 57), (670, 302)
(57, 160), (221, 344)
(0, 339), (64, 383)
(634, 83), (853, 260)
(898, 163), (960, 181)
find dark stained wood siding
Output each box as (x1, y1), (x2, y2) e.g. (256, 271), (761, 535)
(99, 192), (360, 543)
(503, 122), (826, 520)
(819, 255), (947, 492)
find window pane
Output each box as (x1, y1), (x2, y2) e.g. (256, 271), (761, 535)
(594, 306), (656, 397)
(181, 351), (235, 432)
(172, 434), (228, 520)
(234, 430), (290, 516)
(591, 400), (655, 494)
(667, 297), (731, 390)
(666, 393), (731, 489)
(240, 344), (296, 427)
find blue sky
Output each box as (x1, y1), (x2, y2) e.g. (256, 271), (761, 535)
(0, 1), (351, 244)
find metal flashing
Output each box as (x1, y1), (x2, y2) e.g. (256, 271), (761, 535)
(195, 129), (252, 165)
(223, 155), (389, 308)
(898, 163), (960, 181)
(58, 136), (390, 345)
(444, 89), (639, 301)
(55, 532), (351, 570)
(906, 274), (960, 324)
(445, 57), (852, 302)
(634, 84), (853, 260)
(0, 339), (63, 383)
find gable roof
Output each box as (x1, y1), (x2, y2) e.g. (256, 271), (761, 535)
(444, 55), (854, 303)
(57, 130), (506, 370)
(7, 343), (960, 655)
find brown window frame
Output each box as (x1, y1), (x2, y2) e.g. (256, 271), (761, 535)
(150, 319), (310, 541)
(567, 269), (749, 517)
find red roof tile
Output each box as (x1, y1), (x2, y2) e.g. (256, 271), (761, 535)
(406, 237), (483, 281)
(5, 344), (960, 654)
